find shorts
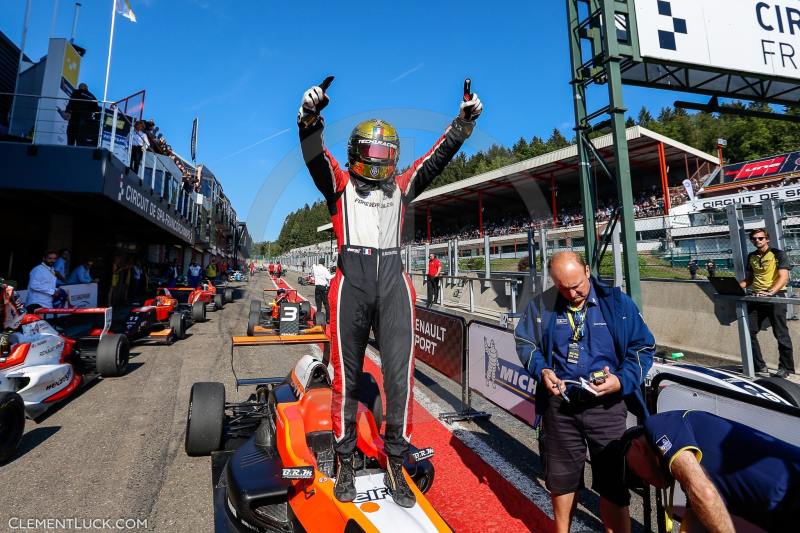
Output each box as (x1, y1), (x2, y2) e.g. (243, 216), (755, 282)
(539, 393), (630, 507)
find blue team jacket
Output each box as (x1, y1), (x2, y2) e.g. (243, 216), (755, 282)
(515, 277), (655, 418)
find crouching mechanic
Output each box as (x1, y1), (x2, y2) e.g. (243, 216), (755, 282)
(515, 252), (655, 533)
(622, 410), (800, 532)
(298, 80), (482, 507)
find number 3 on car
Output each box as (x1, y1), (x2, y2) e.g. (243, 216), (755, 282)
(279, 303), (301, 335)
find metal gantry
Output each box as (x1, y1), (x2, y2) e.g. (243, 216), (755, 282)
(567, 0), (642, 305)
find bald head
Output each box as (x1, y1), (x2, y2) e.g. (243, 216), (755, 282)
(550, 252), (592, 307)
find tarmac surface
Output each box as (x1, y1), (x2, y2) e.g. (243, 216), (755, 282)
(0, 272), (658, 532)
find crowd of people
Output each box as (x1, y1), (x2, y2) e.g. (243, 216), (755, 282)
(129, 117), (201, 193)
(413, 190), (671, 244)
(23, 249), (254, 311)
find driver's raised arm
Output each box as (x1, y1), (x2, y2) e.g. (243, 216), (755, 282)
(397, 93), (483, 200)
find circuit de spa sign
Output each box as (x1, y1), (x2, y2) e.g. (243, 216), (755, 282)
(413, 306), (465, 384)
(103, 171), (195, 244)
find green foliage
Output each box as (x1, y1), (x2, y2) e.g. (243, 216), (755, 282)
(645, 101), (800, 163)
(254, 200), (330, 256)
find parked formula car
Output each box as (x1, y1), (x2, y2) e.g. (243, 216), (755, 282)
(0, 309), (129, 461)
(228, 271), (248, 283)
(170, 279), (232, 312)
(296, 273), (314, 286)
(120, 288), (207, 344)
(184, 335), (448, 532)
(247, 289), (314, 336)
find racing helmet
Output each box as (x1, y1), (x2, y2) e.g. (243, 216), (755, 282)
(347, 119), (399, 182)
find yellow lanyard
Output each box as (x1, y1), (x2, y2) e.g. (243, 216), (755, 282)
(566, 306), (586, 342)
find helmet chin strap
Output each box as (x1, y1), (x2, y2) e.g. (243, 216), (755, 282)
(351, 171), (397, 194)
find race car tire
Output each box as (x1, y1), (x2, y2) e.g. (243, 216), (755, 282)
(297, 276), (304, 285)
(185, 382), (225, 456)
(170, 313), (186, 340)
(299, 301), (311, 317)
(96, 333), (130, 377)
(191, 301), (206, 322)
(0, 392), (25, 464)
(250, 299), (261, 314)
(213, 294), (224, 310)
(247, 310), (260, 336)
(755, 376), (800, 407)
(224, 288), (234, 304)
(358, 372), (383, 430)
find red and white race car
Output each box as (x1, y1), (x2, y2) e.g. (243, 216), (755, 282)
(0, 308), (129, 462)
(169, 280), (232, 312)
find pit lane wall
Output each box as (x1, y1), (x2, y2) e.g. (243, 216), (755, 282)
(406, 273), (800, 370)
(285, 267), (798, 368)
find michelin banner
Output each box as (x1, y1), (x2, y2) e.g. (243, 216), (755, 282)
(16, 283), (98, 308)
(414, 306), (465, 384)
(468, 321), (536, 425)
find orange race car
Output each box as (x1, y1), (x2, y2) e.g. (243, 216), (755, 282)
(184, 335), (449, 532)
(170, 279), (233, 313)
(247, 288), (314, 336)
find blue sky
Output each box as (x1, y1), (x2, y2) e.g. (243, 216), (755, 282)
(1, 0), (701, 241)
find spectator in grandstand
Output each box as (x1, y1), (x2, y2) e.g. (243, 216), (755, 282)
(739, 228), (795, 378)
(129, 120), (149, 173)
(426, 253), (442, 308)
(67, 258), (98, 285)
(622, 410), (800, 533)
(687, 259), (698, 280)
(53, 248), (71, 286)
(515, 251), (655, 533)
(26, 251), (59, 313)
(706, 259), (717, 278)
(65, 83), (99, 147)
(187, 260), (202, 288)
(312, 258), (333, 317)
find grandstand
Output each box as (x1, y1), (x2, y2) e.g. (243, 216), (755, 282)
(405, 126), (716, 243)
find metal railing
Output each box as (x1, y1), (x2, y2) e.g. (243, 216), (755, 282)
(1, 91), (198, 224)
(408, 272), (522, 315)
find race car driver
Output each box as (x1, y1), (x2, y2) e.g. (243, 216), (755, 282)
(298, 80), (482, 507)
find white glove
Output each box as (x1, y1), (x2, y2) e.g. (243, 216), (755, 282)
(301, 85), (324, 115)
(459, 93), (483, 122)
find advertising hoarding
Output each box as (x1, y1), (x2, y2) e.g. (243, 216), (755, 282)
(467, 321), (536, 425)
(635, 0), (800, 81)
(414, 306), (465, 384)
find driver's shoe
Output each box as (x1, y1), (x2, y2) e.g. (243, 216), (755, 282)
(333, 454), (357, 502)
(385, 457), (416, 508)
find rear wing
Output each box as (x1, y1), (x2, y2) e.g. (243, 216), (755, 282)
(35, 307), (113, 339)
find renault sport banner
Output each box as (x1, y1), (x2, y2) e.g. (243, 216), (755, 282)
(635, 1), (800, 81)
(468, 321), (535, 425)
(414, 306), (465, 384)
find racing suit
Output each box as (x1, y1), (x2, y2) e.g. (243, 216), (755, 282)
(299, 116), (474, 458)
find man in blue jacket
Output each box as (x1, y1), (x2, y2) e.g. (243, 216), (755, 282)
(515, 251), (655, 533)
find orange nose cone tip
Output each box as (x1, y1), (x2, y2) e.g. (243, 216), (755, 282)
(360, 502), (380, 513)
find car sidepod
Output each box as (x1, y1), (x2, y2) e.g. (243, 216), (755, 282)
(5, 363), (80, 418)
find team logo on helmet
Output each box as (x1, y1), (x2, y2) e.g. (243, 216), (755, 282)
(370, 166), (379, 178)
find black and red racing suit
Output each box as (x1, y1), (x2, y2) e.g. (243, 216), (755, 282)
(299, 116), (473, 459)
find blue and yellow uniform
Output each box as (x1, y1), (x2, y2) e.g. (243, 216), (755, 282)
(645, 410), (800, 531)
